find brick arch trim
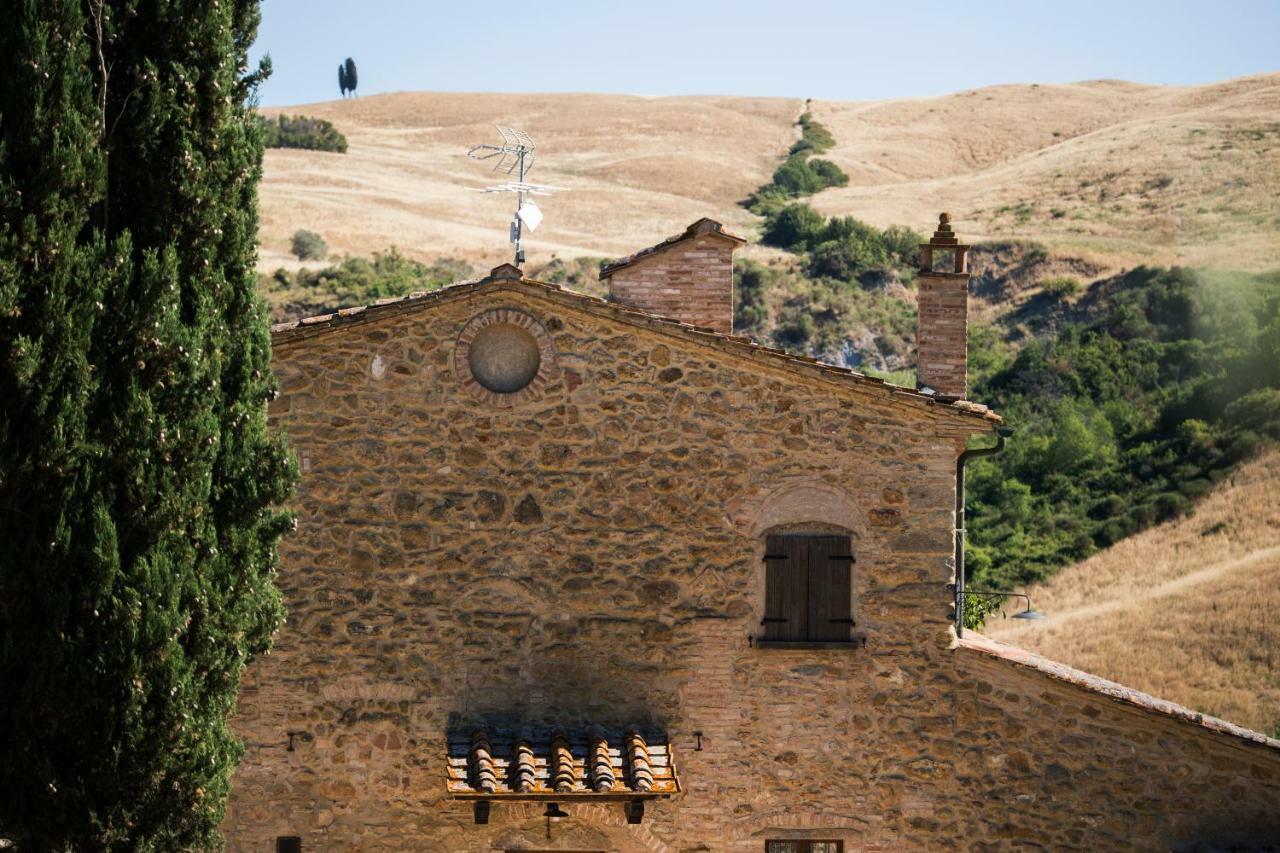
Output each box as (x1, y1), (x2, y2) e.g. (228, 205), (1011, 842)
(734, 478), (866, 540)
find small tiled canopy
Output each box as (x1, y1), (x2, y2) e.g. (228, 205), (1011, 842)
(446, 727), (679, 800)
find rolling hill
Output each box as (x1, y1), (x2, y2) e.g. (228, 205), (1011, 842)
(258, 73), (1280, 274)
(986, 449), (1280, 734)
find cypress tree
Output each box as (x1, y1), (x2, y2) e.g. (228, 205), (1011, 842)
(343, 56), (358, 95)
(0, 1), (294, 849)
(338, 61), (348, 96)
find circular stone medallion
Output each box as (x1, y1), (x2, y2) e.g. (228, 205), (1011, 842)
(467, 322), (541, 393)
(454, 308), (556, 406)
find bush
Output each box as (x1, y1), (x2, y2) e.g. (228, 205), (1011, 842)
(762, 203), (827, 250)
(1222, 388), (1280, 439)
(808, 158), (849, 188)
(290, 229), (328, 261)
(1040, 275), (1081, 298)
(261, 114), (348, 153)
(788, 111), (836, 156)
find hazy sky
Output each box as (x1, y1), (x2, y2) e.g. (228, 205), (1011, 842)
(251, 0), (1280, 106)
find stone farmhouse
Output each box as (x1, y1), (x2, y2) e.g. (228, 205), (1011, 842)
(224, 216), (1280, 851)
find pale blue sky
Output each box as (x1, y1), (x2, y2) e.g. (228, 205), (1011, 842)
(251, 0), (1280, 107)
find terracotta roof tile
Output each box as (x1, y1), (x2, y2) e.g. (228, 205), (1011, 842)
(270, 271), (1001, 427)
(598, 218), (746, 279)
(446, 727), (679, 799)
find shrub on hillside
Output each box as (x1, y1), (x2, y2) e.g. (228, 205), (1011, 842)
(762, 203), (827, 250)
(261, 114), (348, 153)
(274, 249), (472, 306)
(1041, 275), (1082, 298)
(788, 112), (836, 157)
(290, 229), (328, 261)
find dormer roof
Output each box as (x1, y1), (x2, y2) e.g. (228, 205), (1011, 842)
(598, 218), (746, 279)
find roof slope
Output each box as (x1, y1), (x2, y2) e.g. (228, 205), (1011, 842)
(958, 632), (1280, 756)
(270, 264), (999, 426)
(598, 217), (746, 279)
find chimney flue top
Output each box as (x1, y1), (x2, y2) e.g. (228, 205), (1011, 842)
(930, 212), (959, 245)
(919, 213), (970, 275)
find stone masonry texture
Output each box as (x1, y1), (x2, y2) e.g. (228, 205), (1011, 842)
(223, 278), (1280, 851)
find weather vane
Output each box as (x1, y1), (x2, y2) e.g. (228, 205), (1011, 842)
(467, 126), (564, 267)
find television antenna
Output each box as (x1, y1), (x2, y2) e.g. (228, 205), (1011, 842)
(467, 126), (564, 266)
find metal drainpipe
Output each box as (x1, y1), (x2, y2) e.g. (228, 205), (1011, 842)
(955, 425), (1013, 637)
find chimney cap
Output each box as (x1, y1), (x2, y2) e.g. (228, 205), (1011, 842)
(928, 212), (961, 246)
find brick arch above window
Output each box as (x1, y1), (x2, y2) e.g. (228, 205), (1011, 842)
(726, 478), (865, 540)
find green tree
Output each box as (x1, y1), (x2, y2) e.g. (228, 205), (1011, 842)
(338, 61), (348, 96)
(0, 2), (294, 848)
(290, 229), (327, 260)
(343, 56), (358, 96)
(762, 203), (826, 251)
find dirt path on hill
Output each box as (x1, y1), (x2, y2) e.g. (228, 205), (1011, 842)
(999, 545), (1280, 633)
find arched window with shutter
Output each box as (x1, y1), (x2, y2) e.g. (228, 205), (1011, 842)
(761, 534), (854, 643)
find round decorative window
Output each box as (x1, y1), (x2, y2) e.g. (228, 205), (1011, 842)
(467, 322), (541, 393)
(454, 308), (556, 406)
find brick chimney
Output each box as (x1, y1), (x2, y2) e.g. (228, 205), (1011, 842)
(600, 218), (746, 334)
(916, 213), (971, 399)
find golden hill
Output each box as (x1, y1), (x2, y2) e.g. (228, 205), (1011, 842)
(986, 449), (1280, 734)
(810, 74), (1280, 270)
(258, 74), (1280, 274)
(258, 93), (798, 272)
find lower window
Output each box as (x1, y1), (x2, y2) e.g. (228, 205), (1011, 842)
(766, 843), (842, 853)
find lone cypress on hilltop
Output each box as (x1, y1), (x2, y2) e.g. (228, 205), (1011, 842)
(0, 1), (294, 848)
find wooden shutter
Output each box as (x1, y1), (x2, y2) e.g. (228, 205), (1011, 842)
(806, 535), (853, 642)
(763, 535), (807, 641)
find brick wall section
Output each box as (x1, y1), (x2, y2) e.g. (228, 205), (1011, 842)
(222, 284), (1280, 851)
(604, 233), (737, 333)
(916, 271), (969, 398)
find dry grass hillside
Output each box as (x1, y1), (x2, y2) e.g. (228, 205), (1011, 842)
(810, 74), (1280, 270)
(986, 449), (1280, 734)
(258, 74), (1280, 274)
(258, 93), (798, 271)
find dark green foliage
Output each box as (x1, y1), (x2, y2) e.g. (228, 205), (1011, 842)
(761, 203), (827, 250)
(343, 57), (357, 95)
(746, 111), (848, 213)
(260, 114), (347, 152)
(338, 62), (348, 96)
(0, 1), (294, 848)
(290, 229), (327, 261)
(761, 204), (922, 284)
(966, 267), (1280, 590)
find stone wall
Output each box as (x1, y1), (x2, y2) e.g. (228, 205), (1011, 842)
(223, 281), (1280, 851)
(603, 233), (737, 333)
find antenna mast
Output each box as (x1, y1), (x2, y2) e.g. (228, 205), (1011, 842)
(467, 126), (563, 267)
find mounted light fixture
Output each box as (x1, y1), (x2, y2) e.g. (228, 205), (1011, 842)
(544, 801), (569, 839)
